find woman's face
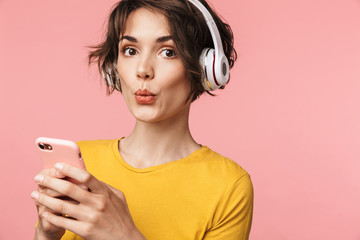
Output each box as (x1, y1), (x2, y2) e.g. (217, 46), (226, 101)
(117, 8), (191, 123)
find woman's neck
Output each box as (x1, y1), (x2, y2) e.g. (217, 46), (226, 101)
(119, 105), (201, 169)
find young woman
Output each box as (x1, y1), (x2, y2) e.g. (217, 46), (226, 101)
(32, 0), (253, 239)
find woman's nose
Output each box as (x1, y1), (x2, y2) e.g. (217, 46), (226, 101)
(136, 56), (154, 80)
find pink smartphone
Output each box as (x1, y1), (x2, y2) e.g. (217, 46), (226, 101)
(35, 137), (86, 170)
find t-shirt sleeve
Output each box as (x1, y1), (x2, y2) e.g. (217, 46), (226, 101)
(204, 173), (254, 240)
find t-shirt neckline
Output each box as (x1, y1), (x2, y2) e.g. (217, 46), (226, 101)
(111, 138), (207, 173)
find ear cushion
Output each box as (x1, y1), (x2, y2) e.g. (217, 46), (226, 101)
(200, 48), (219, 91)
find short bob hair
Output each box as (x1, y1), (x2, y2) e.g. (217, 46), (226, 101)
(88, 0), (237, 102)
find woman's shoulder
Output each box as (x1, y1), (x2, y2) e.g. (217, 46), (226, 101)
(190, 146), (251, 186)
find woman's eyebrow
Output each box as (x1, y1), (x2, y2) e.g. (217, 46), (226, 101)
(120, 36), (137, 42)
(156, 35), (173, 43)
(119, 35), (173, 43)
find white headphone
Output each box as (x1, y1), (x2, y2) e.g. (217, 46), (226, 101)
(188, 0), (230, 91)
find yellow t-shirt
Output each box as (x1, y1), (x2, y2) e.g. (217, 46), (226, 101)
(61, 139), (253, 240)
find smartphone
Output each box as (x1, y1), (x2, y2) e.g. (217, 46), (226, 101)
(35, 137), (86, 170)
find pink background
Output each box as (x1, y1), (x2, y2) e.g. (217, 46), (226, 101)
(1, 0), (360, 239)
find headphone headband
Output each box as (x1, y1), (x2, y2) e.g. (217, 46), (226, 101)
(188, 0), (224, 56)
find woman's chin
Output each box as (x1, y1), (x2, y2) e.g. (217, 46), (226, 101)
(133, 111), (162, 123)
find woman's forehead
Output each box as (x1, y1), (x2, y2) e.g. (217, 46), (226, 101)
(122, 7), (171, 38)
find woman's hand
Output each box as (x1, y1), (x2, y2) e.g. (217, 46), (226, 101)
(31, 163), (145, 240)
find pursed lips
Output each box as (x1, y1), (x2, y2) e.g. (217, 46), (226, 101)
(134, 89), (156, 96)
(134, 89), (156, 104)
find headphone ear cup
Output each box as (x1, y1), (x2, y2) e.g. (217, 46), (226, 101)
(200, 48), (218, 91)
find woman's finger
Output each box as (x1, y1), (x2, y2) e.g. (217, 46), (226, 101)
(31, 190), (86, 221)
(35, 168), (67, 198)
(37, 167), (65, 179)
(54, 163), (105, 194)
(41, 211), (89, 238)
(34, 174), (91, 203)
(38, 185), (63, 198)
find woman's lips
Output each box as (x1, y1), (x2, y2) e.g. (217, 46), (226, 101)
(134, 89), (156, 104)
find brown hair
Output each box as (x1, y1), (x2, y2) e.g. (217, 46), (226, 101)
(88, 0), (237, 102)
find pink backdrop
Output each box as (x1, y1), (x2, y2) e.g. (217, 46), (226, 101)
(1, 0), (360, 239)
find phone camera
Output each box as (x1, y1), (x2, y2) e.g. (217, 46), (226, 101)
(39, 143), (52, 150)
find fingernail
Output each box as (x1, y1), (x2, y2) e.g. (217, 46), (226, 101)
(31, 191), (39, 200)
(34, 175), (44, 183)
(54, 163), (64, 171)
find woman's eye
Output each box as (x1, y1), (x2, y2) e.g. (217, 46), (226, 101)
(123, 47), (137, 56)
(160, 49), (177, 58)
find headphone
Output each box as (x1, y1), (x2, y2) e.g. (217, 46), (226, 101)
(188, 0), (230, 91)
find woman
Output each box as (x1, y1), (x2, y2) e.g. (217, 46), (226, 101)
(32, 0), (253, 239)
